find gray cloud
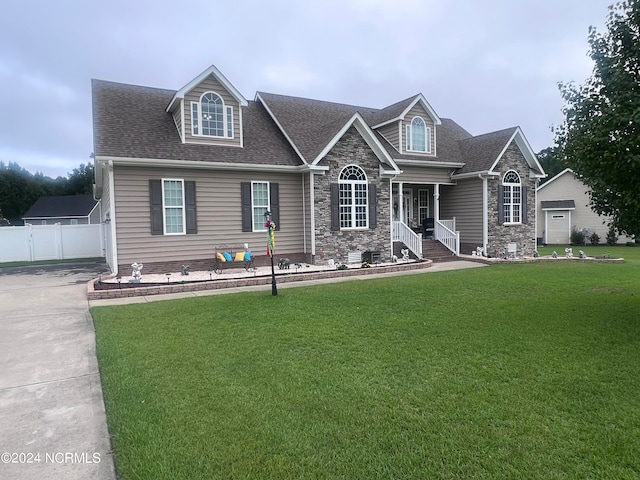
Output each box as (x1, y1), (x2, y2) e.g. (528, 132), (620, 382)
(0, 0), (611, 177)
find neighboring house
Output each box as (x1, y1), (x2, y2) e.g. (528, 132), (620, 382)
(92, 65), (546, 275)
(22, 194), (101, 225)
(536, 168), (633, 245)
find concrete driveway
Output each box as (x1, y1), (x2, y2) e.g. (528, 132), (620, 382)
(0, 262), (116, 480)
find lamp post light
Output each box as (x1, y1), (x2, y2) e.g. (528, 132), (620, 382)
(263, 210), (277, 296)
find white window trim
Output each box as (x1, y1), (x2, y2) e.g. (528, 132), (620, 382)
(502, 170), (522, 225)
(418, 189), (430, 221)
(251, 181), (270, 232)
(162, 178), (186, 235)
(190, 91), (234, 139)
(405, 116), (432, 153)
(339, 165), (369, 230)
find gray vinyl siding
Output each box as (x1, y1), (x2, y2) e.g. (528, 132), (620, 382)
(403, 104), (436, 156)
(184, 75), (241, 147)
(396, 165), (455, 184)
(377, 122), (399, 151)
(439, 178), (483, 244)
(89, 203), (101, 224)
(112, 166), (305, 266)
(172, 101), (183, 141)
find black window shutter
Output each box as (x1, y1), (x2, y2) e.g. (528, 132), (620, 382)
(497, 185), (504, 225)
(185, 181), (197, 234)
(270, 182), (280, 231)
(521, 187), (528, 224)
(241, 182), (252, 232)
(368, 183), (377, 229)
(149, 179), (163, 235)
(330, 183), (340, 231)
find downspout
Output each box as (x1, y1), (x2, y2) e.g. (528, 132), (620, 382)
(108, 160), (118, 275)
(301, 175), (306, 255)
(389, 175), (399, 260)
(534, 178), (539, 250)
(480, 173), (488, 255)
(310, 172), (316, 257)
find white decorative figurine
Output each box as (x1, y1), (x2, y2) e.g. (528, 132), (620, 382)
(131, 262), (143, 283)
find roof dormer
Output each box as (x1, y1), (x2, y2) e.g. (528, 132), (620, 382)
(166, 65), (248, 147)
(371, 94), (441, 157)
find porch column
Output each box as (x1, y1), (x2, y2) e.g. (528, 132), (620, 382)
(433, 183), (440, 222)
(397, 182), (404, 222)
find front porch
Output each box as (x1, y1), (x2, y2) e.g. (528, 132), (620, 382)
(391, 182), (460, 259)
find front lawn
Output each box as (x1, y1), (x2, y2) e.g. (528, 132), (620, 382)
(92, 257), (640, 479)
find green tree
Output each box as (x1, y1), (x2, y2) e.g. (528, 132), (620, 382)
(555, 0), (640, 237)
(537, 146), (567, 183)
(0, 161), (95, 223)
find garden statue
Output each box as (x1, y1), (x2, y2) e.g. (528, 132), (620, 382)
(401, 248), (410, 262)
(565, 247), (573, 258)
(579, 250), (586, 259)
(552, 251), (558, 258)
(181, 265), (190, 276)
(131, 262), (143, 283)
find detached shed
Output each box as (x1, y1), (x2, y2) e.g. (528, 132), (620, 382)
(23, 194), (101, 225)
(536, 169), (632, 245)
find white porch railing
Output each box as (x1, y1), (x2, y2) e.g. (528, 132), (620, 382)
(439, 218), (456, 231)
(392, 221), (423, 259)
(435, 219), (460, 256)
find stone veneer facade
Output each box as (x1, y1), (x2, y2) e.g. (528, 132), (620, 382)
(486, 143), (538, 257)
(313, 126), (391, 264)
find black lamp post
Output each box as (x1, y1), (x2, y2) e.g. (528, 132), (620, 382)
(264, 210), (277, 296)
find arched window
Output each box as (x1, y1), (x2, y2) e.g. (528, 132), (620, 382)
(502, 170), (521, 223)
(191, 92), (234, 138)
(339, 165), (368, 229)
(406, 116), (431, 152)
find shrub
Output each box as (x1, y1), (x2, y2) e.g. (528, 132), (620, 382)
(570, 226), (584, 245)
(590, 232), (601, 246)
(606, 225), (618, 245)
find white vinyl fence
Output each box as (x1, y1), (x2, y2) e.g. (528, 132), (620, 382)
(0, 224), (104, 263)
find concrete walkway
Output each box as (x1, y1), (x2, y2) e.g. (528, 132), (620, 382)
(89, 260), (486, 307)
(0, 263), (116, 480)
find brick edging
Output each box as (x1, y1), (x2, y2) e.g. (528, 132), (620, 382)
(87, 260), (434, 300)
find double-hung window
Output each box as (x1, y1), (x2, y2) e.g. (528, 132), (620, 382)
(163, 179), (185, 234)
(191, 92), (233, 138)
(502, 170), (521, 224)
(251, 181), (270, 231)
(339, 165), (368, 229)
(406, 116), (431, 153)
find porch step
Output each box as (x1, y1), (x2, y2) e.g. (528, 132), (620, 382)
(422, 238), (458, 262)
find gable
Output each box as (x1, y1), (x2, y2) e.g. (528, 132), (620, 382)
(401, 102), (437, 155)
(166, 66), (248, 147)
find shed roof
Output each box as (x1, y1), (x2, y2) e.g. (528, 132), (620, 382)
(23, 194), (98, 219)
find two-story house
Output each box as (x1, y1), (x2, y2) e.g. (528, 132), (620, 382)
(92, 65), (545, 274)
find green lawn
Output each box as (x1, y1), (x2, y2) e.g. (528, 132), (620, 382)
(92, 248), (640, 479)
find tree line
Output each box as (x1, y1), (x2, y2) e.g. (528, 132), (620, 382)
(0, 162), (94, 225)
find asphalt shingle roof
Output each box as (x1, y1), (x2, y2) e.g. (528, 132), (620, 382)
(92, 80), (302, 167)
(93, 78), (525, 174)
(23, 195), (97, 218)
(456, 127), (519, 175)
(541, 200), (576, 209)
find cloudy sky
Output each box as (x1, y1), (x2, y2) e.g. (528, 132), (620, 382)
(0, 0), (613, 178)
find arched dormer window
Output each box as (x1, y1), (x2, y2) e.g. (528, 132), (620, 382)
(339, 165), (368, 229)
(191, 92), (233, 138)
(406, 116), (431, 153)
(502, 170), (521, 224)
